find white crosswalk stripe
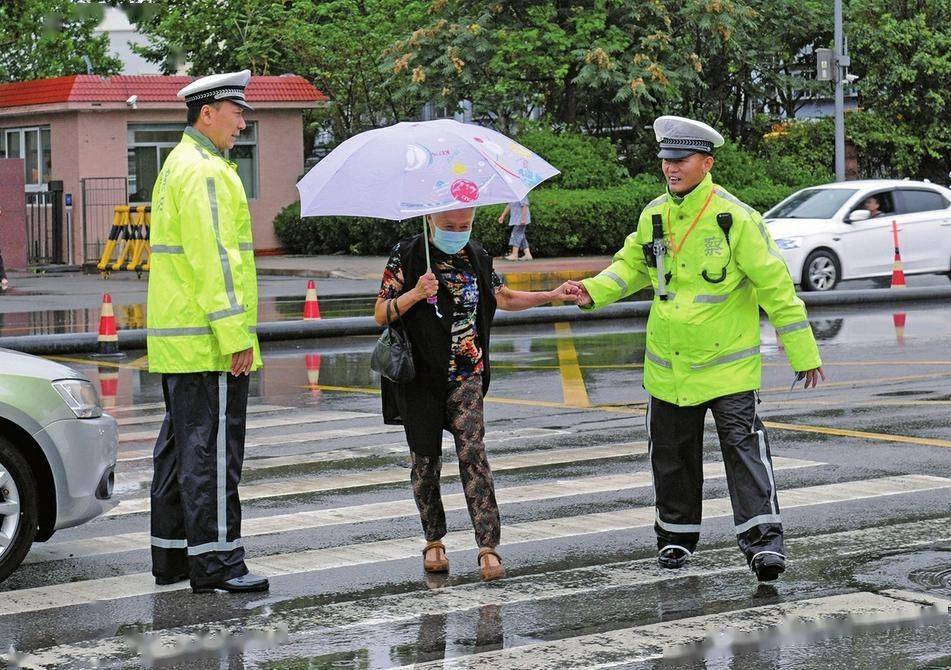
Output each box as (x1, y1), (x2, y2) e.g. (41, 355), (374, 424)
(118, 409), (375, 443)
(114, 404), (290, 426)
(393, 591), (951, 669)
(8, 518), (949, 669)
(27, 457), (823, 563)
(105, 441), (650, 516)
(5, 474), (948, 618)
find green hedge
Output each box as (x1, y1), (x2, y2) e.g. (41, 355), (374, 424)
(274, 173), (803, 257)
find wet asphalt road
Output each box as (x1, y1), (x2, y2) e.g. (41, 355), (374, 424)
(1, 300), (950, 668)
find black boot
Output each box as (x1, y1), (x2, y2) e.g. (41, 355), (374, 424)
(751, 552), (786, 582)
(658, 545), (691, 569)
(192, 573), (270, 594)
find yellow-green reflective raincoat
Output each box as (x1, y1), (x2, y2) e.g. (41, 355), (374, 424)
(581, 174), (820, 407)
(146, 127), (261, 373)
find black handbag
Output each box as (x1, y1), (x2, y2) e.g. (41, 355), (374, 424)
(370, 299), (415, 383)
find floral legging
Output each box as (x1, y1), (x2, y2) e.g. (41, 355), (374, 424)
(410, 374), (501, 548)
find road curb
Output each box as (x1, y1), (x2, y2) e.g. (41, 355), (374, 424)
(2, 286), (949, 356)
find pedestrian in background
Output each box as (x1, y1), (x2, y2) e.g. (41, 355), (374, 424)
(375, 206), (576, 581)
(569, 116), (825, 582)
(146, 70), (268, 594)
(498, 195), (532, 261)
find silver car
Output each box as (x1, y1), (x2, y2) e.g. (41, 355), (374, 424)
(0, 348), (118, 582)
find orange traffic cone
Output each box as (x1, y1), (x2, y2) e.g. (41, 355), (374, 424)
(893, 312), (906, 346)
(98, 366), (118, 409)
(305, 353), (321, 393)
(303, 280), (321, 320)
(92, 294), (123, 357)
(890, 220), (906, 288)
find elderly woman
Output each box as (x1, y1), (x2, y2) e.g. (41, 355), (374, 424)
(375, 207), (575, 581)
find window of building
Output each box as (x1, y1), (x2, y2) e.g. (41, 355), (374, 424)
(1, 126), (53, 190)
(127, 123), (258, 202)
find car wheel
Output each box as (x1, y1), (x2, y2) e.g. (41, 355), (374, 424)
(0, 437), (38, 583)
(802, 250), (840, 291)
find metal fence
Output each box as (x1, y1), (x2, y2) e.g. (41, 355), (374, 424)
(81, 177), (128, 265)
(25, 181), (65, 266)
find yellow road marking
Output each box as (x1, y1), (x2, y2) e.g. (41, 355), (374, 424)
(760, 370), (951, 395)
(554, 322), (590, 408)
(298, 383), (949, 448)
(47, 355), (128, 370)
(762, 421), (951, 449)
(299, 384), (570, 409)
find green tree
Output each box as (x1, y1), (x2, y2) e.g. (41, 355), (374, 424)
(848, 0), (950, 180)
(126, 0), (428, 142)
(0, 1), (121, 82)
(386, 1), (750, 134)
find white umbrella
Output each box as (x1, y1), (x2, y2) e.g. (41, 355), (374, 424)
(296, 119), (559, 220)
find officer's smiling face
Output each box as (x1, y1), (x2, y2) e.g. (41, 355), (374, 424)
(662, 153), (714, 195)
(200, 101), (247, 152)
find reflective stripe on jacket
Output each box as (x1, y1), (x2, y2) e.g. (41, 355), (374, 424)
(581, 173), (821, 407)
(146, 127), (261, 373)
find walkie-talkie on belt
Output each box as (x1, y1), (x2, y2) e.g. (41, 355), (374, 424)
(651, 214), (669, 301)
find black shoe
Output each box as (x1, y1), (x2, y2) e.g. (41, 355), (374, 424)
(657, 545), (691, 569)
(155, 573), (189, 586)
(752, 552), (786, 582)
(192, 573), (270, 594)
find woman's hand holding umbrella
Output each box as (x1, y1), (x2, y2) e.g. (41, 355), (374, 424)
(414, 271), (439, 301)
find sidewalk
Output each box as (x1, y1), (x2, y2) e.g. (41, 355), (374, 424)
(255, 254), (613, 289)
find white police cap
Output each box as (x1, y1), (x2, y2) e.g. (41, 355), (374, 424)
(177, 70), (253, 110)
(653, 115), (724, 159)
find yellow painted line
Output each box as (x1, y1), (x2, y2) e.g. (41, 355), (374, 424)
(302, 383), (950, 449)
(128, 354), (149, 369)
(47, 355), (128, 370)
(762, 421), (951, 449)
(301, 384), (570, 409)
(553, 322), (590, 408)
(761, 370), (951, 395)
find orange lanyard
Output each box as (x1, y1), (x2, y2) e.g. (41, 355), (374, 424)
(666, 188), (715, 255)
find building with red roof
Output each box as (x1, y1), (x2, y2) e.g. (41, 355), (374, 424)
(0, 74), (326, 266)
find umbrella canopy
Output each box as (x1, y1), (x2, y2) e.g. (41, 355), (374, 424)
(296, 119), (560, 220)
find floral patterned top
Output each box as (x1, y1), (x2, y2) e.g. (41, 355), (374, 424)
(379, 242), (504, 382)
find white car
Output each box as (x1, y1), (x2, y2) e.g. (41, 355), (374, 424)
(764, 180), (951, 291)
(0, 349), (118, 582)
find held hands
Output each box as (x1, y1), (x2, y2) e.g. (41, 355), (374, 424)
(414, 271), (439, 301)
(230, 346), (254, 376)
(548, 281), (581, 304)
(563, 280), (592, 307)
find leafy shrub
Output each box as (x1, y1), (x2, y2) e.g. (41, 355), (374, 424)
(517, 128), (629, 189)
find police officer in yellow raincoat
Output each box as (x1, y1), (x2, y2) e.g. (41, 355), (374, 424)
(146, 70), (268, 594)
(570, 116), (825, 582)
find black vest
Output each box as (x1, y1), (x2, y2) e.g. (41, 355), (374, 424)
(381, 234), (498, 455)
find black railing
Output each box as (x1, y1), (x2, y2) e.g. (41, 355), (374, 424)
(25, 181), (64, 265)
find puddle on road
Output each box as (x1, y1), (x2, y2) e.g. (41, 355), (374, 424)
(0, 295), (378, 337)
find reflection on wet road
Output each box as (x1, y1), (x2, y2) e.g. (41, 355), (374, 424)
(1, 302), (949, 668)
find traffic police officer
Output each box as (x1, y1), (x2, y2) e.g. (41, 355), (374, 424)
(570, 116), (825, 581)
(147, 70), (268, 593)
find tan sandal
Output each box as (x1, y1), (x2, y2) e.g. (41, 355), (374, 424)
(423, 540), (449, 573)
(478, 547), (506, 582)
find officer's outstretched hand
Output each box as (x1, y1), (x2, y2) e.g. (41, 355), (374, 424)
(803, 366), (826, 389)
(231, 346), (254, 376)
(565, 280), (592, 307)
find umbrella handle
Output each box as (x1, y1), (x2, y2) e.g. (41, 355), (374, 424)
(423, 216), (438, 307)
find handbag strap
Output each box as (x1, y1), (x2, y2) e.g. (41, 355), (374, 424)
(385, 298), (404, 332)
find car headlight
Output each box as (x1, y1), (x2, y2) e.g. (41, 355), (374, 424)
(775, 237), (802, 250)
(52, 379), (103, 419)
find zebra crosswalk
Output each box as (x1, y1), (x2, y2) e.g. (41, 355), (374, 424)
(3, 401), (949, 669)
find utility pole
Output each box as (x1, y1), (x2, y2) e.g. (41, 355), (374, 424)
(833, 0), (848, 181)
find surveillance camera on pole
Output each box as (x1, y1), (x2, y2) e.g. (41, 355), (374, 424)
(126, 95), (138, 109)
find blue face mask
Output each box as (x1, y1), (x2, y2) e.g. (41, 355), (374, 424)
(431, 226), (471, 254)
